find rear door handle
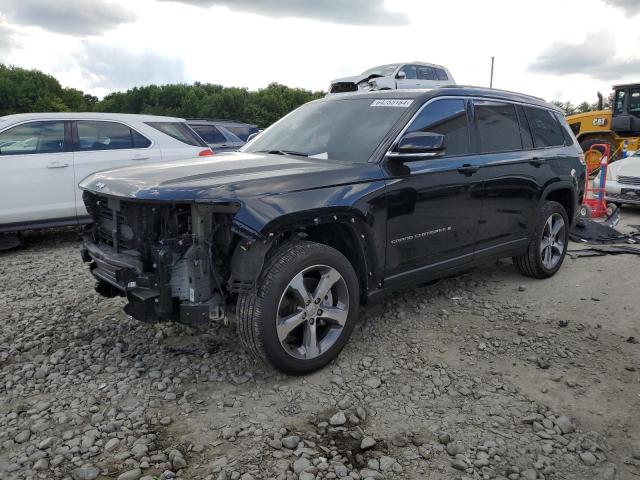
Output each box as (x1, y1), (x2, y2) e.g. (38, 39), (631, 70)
(457, 164), (480, 176)
(529, 157), (546, 167)
(132, 155), (150, 161)
(46, 161), (69, 169)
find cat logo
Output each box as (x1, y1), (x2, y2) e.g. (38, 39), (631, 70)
(592, 117), (607, 127)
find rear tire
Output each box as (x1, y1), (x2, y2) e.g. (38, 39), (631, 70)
(513, 201), (569, 279)
(237, 241), (360, 375)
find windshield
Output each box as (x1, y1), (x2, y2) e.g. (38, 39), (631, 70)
(360, 64), (400, 77)
(243, 98), (412, 163)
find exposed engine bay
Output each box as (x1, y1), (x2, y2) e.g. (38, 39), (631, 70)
(81, 192), (239, 325)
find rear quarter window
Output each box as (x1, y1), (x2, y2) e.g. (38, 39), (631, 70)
(524, 107), (565, 148)
(146, 122), (207, 147)
(554, 112), (576, 146)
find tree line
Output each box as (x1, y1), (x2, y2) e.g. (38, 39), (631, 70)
(0, 64), (323, 128)
(0, 64), (612, 125)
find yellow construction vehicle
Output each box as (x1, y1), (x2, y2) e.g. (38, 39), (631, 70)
(566, 83), (640, 161)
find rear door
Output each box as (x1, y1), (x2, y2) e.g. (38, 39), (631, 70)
(72, 120), (161, 219)
(0, 120), (75, 228)
(471, 100), (540, 256)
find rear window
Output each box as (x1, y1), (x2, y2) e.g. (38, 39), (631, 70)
(524, 107), (565, 148)
(224, 125), (258, 142)
(146, 122), (207, 147)
(474, 101), (522, 153)
(435, 69), (448, 81)
(77, 121), (151, 151)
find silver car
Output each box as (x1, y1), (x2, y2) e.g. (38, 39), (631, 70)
(329, 62), (455, 94)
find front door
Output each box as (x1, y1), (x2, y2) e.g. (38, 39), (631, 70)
(0, 120), (75, 228)
(383, 98), (483, 286)
(395, 65), (420, 89)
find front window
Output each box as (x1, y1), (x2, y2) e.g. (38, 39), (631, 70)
(360, 64), (400, 77)
(243, 98), (411, 163)
(614, 90), (626, 115)
(0, 121), (65, 155)
(398, 65), (417, 80)
(404, 99), (471, 156)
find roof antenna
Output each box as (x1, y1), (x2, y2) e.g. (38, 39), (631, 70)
(490, 56), (495, 89)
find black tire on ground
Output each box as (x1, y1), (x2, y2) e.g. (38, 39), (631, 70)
(237, 241), (360, 375)
(513, 201), (569, 279)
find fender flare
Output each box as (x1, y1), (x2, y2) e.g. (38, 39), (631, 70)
(227, 209), (379, 295)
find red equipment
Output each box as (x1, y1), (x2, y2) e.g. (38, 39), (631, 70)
(580, 144), (611, 218)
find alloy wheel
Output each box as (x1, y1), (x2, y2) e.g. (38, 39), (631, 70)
(276, 265), (349, 360)
(540, 213), (565, 269)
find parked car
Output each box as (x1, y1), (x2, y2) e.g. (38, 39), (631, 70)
(80, 87), (585, 374)
(0, 113), (213, 235)
(595, 150), (640, 206)
(187, 119), (259, 152)
(329, 62), (455, 94)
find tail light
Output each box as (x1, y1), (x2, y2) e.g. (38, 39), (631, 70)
(198, 149), (214, 157)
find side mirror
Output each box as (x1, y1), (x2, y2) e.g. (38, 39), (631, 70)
(387, 132), (445, 161)
(246, 132), (260, 142)
(396, 71), (406, 80)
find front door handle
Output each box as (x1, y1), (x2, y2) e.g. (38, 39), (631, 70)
(132, 155), (150, 161)
(46, 161), (69, 169)
(529, 157), (546, 167)
(457, 164), (480, 176)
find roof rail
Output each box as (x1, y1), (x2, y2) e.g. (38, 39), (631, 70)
(439, 85), (546, 102)
(186, 117), (250, 124)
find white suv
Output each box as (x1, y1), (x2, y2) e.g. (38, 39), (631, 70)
(0, 113), (213, 234)
(329, 62), (455, 94)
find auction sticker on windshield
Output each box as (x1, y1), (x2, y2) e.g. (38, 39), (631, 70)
(370, 99), (413, 107)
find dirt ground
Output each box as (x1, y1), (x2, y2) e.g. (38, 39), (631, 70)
(0, 208), (639, 480)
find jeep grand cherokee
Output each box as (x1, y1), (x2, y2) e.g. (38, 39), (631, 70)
(80, 87), (586, 374)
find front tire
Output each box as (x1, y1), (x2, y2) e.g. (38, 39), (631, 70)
(237, 241), (359, 374)
(513, 201), (569, 279)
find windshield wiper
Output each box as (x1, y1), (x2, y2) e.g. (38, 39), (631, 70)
(255, 149), (309, 157)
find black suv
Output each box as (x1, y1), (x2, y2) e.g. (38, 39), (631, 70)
(80, 87), (585, 374)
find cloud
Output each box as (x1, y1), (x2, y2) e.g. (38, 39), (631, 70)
(528, 32), (640, 80)
(0, 22), (19, 54)
(602, 0), (640, 16)
(2, 0), (135, 36)
(78, 44), (186, 90)
(157, 0), (409, 25)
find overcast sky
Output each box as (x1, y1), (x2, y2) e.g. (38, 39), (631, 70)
(0, 0), (639, 104)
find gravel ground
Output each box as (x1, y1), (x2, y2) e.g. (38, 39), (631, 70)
(1, 210), (639, 480)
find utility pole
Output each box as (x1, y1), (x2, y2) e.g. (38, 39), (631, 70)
(490, 56), (495, 88)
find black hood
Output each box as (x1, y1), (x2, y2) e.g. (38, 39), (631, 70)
(79, 152), (383, 203)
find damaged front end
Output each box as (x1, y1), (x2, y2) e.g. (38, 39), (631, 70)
(81, 192), (238, 326)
